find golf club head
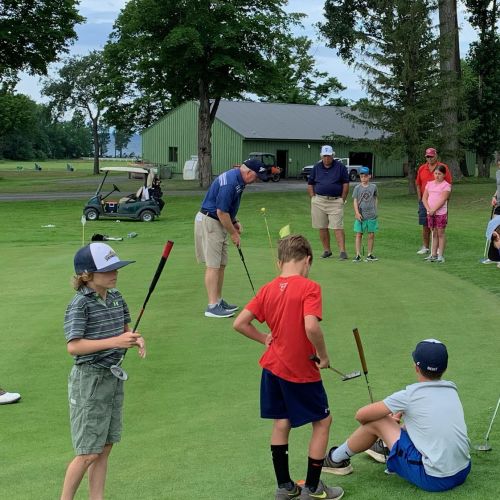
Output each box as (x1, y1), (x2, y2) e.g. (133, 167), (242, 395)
(342, 370), (362, 381)
(110, 365), (128, 381)
(474, 443), (492, 451)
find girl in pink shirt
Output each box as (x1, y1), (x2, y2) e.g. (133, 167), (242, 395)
(422, 165), (451, 263)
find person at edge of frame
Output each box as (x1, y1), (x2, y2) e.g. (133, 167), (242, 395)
(233, 234), (346, 500)
(322, 339), (471, 493)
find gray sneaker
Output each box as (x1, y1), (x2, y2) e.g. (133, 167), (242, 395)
(364, 440), (389, 463)
(204, 303), (235, 318)
(323, 447), (353, 475)
(299, 480), (344, 500)
(220, 299), (238, 312)
(321, 250), (333, 259)
(276, 483), (301, 500)
(339, 251), (348, 260)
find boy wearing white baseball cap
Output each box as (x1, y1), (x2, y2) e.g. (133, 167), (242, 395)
(61, 243), (146, 500)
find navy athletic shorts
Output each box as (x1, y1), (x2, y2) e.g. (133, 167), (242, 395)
(387, 429), (471, 492)
(418, 201), (428, 225)
(260, 369), (330, 428)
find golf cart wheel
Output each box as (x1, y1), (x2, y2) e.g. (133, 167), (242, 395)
(271, 173), (281, 182)
(140, 210), (155, 222)
(349, 170), (358, 182)
(84, 208), (99, 221)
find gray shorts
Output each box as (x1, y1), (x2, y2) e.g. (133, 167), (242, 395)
(311, 195), (344, 229)
(194, 211), (229, 268)
(68, 364), (124, 455)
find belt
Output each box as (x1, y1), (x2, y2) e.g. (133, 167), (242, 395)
(315, 194), (341, 200)
(201, 210), (219, 221)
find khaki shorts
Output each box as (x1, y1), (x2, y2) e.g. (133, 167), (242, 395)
(68, 364), (124, 455)
(194, 212), (228, 268)
(311, 195), (345, 229)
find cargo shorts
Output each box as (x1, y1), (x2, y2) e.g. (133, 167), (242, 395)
(68, 364), (124, 455)
(194, 211), (228, 268)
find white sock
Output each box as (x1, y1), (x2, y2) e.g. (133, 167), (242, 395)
(331, 442), (355, 462)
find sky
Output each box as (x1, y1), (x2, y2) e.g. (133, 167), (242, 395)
(15, 0), (478, 104)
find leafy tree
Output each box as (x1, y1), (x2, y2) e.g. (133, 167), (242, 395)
(464, 0), (500, 177)
(260, 36), (347, 105)
(0, 0), (83, 85)
(105, 0), (306, 187)
(42, 51), (112, 174)
(319, 0), (441, 194)
(113, 128), (132, 158)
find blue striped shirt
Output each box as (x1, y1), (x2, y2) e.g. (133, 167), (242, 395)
(64, 286), (131, 368)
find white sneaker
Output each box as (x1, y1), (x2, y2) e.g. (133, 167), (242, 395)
(0, 388), (21, 404)
(416, 246), (429, 255)
(436, 256), (445, 263)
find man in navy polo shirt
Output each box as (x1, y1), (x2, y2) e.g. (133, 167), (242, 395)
(194, 159), (268, 318)
(307, 145), (350, 259)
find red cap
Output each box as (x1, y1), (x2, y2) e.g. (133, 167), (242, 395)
(425, 148), (437, 157)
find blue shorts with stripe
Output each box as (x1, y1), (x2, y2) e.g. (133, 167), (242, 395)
(387, 429), (471, 492)
(260, 369), (330, 428)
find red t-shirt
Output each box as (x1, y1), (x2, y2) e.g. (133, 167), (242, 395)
(245, 274), (322, 383)
(416, 162), (452, 198)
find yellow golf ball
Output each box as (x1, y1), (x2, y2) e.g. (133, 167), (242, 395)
(261, 207), (266, 213)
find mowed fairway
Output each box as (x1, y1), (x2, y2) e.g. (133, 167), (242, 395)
(1, 178), (499, 499)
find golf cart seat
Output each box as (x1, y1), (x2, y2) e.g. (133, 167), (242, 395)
(119, 194), (138, 204)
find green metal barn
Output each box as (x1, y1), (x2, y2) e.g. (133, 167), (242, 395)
(141, 100), (475, 178)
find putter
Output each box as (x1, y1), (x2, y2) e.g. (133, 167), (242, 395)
(237, 245), (256, 296)
(474, 395), (500, 451)
(110, 355), (128, 381)
(353, 327), (388, 463)
(309, 355), (361, 381)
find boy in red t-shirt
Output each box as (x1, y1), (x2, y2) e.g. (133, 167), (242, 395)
(233, 235), (346, 500)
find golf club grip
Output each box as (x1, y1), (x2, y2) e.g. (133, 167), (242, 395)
(353, 328), (369, 375)
(149, 241), (174, 292)
(309, 354), (331, 368)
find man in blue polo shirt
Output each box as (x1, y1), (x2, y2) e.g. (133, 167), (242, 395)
(194, 159), (268, 318)
(307, 145), (350, 259)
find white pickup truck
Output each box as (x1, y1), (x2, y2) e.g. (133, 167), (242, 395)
(300, 158), (366, 182)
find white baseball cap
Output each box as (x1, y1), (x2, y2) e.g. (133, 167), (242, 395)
(321, 145), (334, 156)
(74, 243), (135, 274)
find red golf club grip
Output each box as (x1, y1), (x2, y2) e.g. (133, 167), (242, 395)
(353, 328), (369, 375)
(162, 240), (174, 259)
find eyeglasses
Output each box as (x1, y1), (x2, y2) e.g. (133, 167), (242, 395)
(425, 155), (435, 159)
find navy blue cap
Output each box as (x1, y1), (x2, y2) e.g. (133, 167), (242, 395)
(243, 158), (269, 182)
(412, 339), (448, 373)
(74, 243), (134, 274)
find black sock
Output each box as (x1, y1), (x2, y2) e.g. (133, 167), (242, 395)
(271, 444), (292, 487)
(305, 456), (324, 491)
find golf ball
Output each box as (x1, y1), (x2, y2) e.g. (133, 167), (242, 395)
(261, 207), (266, 213)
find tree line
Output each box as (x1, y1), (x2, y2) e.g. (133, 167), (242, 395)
(1, 0), (499, 189)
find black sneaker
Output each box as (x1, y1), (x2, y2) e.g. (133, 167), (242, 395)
(364, 440), (389, 463)
(276, 482), (301, 500)
(321, 250), (333, 259)
(322, 447), (353, 475)
(365, 254), (378, 262)
(352, 255), (361, 262)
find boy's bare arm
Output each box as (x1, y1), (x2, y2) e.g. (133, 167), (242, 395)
(355, 401), (392, 424)
(67, 330), (143, 355)
(304, 315), (329, 368)
(233, 309), (268, 345)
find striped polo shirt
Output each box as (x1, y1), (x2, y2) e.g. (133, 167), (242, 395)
(64, 286), (131, 368)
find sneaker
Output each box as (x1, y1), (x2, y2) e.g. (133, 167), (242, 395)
(204, 303), (235, 318)
(0, 388), (21, 404)
(220, 299), (238, 312)
(416, 246), (429, 254)
(436, 256), (445, 263)
(339, 251), (348, 260)
(426, 255), (438, 262)
(299, 480), (344, 500)
(352, 255), (361, 262)
(365, 254), (378, 262)
(322, 447), (353, 475)
(321, 250), (333, 259)
(276, 483), (301, 500)
(364, 440), (389, 463)
(423, 254), (434, 261)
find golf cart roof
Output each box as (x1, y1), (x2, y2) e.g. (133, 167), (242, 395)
(100, 166), (149, 174)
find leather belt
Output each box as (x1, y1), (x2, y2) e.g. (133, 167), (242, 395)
(315, 194), (340, 200)
(201, 209), (219, 221)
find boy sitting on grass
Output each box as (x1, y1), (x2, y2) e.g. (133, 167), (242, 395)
(323, 339), (471, 492)
(233, 235), (344, 500)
